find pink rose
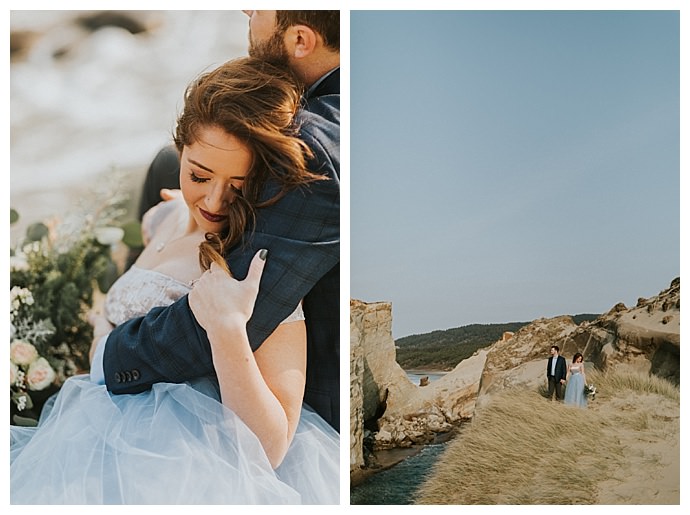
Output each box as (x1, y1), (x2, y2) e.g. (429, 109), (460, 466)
(26, 357), (56, 391)
(10, 340), (38, 366)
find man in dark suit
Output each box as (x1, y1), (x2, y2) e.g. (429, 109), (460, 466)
(546, 345), (567, 401)
(90, 10), (341, 432)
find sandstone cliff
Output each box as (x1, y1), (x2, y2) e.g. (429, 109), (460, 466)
(478, 278), (680, 407)
(350, 299), (485, 477)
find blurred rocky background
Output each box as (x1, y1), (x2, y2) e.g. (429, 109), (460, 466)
(10, 10), (248, 243)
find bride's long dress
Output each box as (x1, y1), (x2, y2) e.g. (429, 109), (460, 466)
(10, 266), (339, 504)
(563, 363), (587, 408)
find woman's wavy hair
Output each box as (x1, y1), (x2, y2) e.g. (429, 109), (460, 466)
(173, 57), (323, 272)
(572, 352), (583, 363)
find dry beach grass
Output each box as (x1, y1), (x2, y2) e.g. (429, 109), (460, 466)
(414, 369), (679, 505)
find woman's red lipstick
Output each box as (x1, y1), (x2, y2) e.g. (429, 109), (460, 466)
(199, 208), (226, 223)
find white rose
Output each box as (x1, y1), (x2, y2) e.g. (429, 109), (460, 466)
(10, 340), (39, 366)
(10, 323), (16, 340)
(11, 361), (19, 386)
(26, 357), (56, 391)
(95, 227), (124, 246)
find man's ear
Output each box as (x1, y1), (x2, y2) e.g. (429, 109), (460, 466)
(284, 24), (318, 59)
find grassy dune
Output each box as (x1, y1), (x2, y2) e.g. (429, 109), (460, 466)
(414, 369), (680, 504)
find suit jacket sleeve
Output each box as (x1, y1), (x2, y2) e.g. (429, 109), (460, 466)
(228, 111), (339, 348)
(103, 105), (339, 394)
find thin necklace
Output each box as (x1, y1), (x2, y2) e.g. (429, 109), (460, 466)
(155, 225), (202, 253)
(154, 211), (187, 252)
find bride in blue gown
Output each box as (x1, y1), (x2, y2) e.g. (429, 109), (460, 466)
(564, 352), (587, 408)
(10, 57), (339, 505)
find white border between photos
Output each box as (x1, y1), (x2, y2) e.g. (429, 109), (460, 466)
(5, 1), (687, 511)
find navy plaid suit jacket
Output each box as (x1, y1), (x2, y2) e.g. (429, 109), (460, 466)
(102, 68), (340, 431)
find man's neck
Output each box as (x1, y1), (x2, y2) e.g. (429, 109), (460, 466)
(292, 53), (340, 88)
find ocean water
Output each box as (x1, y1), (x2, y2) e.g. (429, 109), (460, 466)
(405, 371), (447, 385)
(350, 442), (449, 505)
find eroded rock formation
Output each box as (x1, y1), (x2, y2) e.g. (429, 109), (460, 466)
(477, 278), (680, 407)
(571, 277), (680, 384)
(350, 299), (485, 475)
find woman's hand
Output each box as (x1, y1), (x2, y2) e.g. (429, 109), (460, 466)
(188, 249), (267, 333)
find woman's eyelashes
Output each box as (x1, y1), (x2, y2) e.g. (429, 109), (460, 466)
(189, 171), (209, 183)
(189, 171), (244, 194)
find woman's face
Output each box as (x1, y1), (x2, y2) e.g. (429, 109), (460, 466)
(576, 356), (583, 363)
(179, 126), (253, 234)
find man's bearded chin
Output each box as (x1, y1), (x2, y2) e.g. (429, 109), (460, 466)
(248, 31), (290, 67)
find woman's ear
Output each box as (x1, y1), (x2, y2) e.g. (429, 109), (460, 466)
(284, 24), (318, 59)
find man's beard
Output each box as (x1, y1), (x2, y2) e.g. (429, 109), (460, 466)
(248, 28), (290, 67)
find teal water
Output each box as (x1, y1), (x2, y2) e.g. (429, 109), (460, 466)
(405, 371), (447, 385)
(350, 442), (449, 505)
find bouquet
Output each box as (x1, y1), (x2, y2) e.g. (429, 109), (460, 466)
(584, 383), (597, 400)
(9, 176), (141, 426)
(10, 287), (59, 425)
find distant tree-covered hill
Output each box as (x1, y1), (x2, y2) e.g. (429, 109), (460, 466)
(395, 314), (600, 370)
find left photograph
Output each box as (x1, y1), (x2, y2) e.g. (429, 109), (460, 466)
(10, 10), (340, 504)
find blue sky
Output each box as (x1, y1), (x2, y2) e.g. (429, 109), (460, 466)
(350, 10), (680, 339)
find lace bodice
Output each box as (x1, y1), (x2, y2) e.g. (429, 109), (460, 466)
(569, 364), (584, 375)
(104, 266), (192, 326)
(104, 265), (304, 326)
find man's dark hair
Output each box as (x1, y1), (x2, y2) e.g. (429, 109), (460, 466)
(551, 345), (559, 352)
(276, 11), (339, 51)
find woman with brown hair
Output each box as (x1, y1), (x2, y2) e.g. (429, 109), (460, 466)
(10, 57), (338, 505)
(564, 352), (588, 408)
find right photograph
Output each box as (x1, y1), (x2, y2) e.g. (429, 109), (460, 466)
(349, 10), (680, 505)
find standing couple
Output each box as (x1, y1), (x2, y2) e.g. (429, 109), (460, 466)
(11, 11), (340, 504)
(546, 346), (588, 408)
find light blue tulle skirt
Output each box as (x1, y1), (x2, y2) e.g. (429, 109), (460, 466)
(563, 372), (587, 408)
(10, 375), (339, 504)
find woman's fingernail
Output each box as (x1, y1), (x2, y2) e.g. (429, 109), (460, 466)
(259, 249), (268, 260)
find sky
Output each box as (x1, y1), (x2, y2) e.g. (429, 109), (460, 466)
(350, 9), (681, 339)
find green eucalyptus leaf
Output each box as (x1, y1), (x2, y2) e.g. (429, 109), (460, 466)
(10, 208), (19, 224)
(121, 220), (144, 248)
(12, 414), (39, 427)
(97, 260), (119, 293)
(26, 222), (50, 242)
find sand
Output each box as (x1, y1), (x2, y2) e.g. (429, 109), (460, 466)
(593, 390), (680, 504)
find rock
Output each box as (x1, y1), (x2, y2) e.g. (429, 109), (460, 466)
(581, 278), (680, 383)
(608, 302), (627, 315)
(375, 429), (392, 443)
(350, 299), (485, 475)
(75, 11), (154, 35)
(350, 300), (367, 473)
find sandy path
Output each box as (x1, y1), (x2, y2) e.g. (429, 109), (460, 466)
(592, 391), (680, 504)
